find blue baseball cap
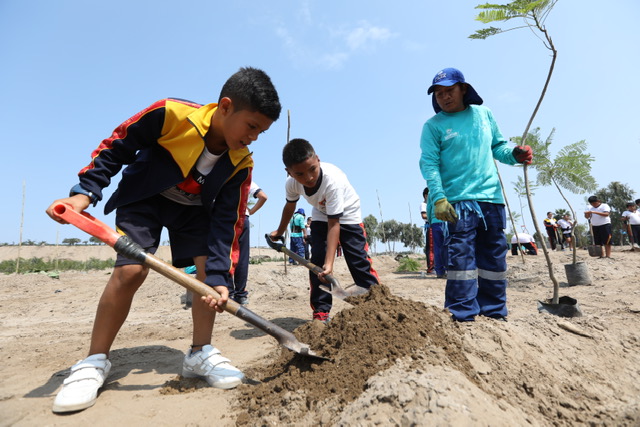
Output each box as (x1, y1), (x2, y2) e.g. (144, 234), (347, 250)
(427, 68), (483, 113)
(296, 208), (305, 215)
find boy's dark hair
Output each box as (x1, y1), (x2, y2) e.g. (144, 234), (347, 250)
(423, 187), (429, 197)
(283, 138), (316, 168)
(587, 195), (599, 203)
(636, 199), (640, 205)
(219, 67), (281, 121)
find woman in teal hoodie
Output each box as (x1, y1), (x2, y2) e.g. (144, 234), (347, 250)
(419, 68), (532, 322)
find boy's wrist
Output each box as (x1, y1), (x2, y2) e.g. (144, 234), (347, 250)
(69, 184), (98, 206)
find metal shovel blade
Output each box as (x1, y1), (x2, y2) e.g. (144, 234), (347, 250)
(265, 234), (370, 301)
(318, 283), (369, 299)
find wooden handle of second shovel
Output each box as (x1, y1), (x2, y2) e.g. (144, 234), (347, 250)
(266, 234), (338, 282)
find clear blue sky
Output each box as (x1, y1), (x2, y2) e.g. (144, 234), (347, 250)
(1, 0), (638, 248)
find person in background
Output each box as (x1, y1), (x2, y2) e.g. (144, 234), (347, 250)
(230, 181), (268, 305)
(304, 216), (312, 259)
(288, 208), (307, 265)
(422, 187), (447, 278)
(584, 195), (612, 258)
(543, 212), (560, 251)
(304, 216), (313, 260)
(181, 265), (198, 309)
(557, 214), (576, 250)
(510, 232), (538, 255)
(621, 202), (640, 249)
(420, 188), (435, 274)
(419, 67), (532, 322)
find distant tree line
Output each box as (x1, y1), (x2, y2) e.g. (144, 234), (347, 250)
(363, 215), (424, 254)
(0, 237), (105, 246)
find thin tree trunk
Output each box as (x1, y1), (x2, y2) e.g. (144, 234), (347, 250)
(524, 165), (559, 303)
(551, 178), (578, 264)
(16, 181), (25, 274)
(495, 162), (525, 264)
(376, 190), (390, 253)
(519, 20), (557, 145)
(522, 16), (560, 304)
(55, 227), (60, 271)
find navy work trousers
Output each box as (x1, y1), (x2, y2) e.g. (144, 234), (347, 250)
(445, 202), (508, 321)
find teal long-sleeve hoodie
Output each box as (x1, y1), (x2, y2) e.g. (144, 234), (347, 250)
(419, 105), (518, 205)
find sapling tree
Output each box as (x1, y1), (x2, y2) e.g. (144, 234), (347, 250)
(507, 211), (522, 234)
(512, 175), (538, 232)
(494, 163), (524, 263)
(515, 127), (597, 265)
(471, 0), (562, 303)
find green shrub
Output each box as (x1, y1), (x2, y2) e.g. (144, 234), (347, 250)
(0, 257), (115, 274)
(396, 257), (421, 272)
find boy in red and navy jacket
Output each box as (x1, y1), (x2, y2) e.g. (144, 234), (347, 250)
(46, 67), (280, 413)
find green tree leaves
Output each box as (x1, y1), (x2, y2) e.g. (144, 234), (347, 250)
(363, 214), (425, 254)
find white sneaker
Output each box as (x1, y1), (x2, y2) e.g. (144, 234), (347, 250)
(52, 354), (111, 413)
(182, 345), (243, 389)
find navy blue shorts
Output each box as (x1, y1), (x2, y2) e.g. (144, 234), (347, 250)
(592, 223), (612, 246)
(114, 195), (209, 268)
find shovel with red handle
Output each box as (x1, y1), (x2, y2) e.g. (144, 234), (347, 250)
(51, 203), (326, 360)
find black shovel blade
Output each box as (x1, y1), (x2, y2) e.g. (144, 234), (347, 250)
(537, 296), (583, 318)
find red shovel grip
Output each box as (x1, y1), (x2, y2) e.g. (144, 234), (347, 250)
(52, 203), (121, 247)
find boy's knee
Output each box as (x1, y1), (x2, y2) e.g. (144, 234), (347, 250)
(113, 264), (149, 287)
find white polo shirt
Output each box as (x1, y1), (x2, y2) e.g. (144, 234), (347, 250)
(590, 203), (611, 226)
(285, 162), (362, 224)
(622, 210), (640, 225)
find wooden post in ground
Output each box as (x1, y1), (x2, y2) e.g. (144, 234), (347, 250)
(16, 181), (25, 274)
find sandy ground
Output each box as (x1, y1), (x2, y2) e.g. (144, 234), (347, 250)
(0, 244), (639, 426)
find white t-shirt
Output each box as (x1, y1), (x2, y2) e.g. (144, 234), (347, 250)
(622, 210), (640, 225)
(511, 233), (535, 244)
(589, 203), (611, 226)
(161, 148), (223, 205)
(557, 218), (573, 234)
(245, 181), (262, 216)
(285, 162), (361, 224)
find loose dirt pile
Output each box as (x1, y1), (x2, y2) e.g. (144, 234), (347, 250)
(234, 284), (474, 426)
